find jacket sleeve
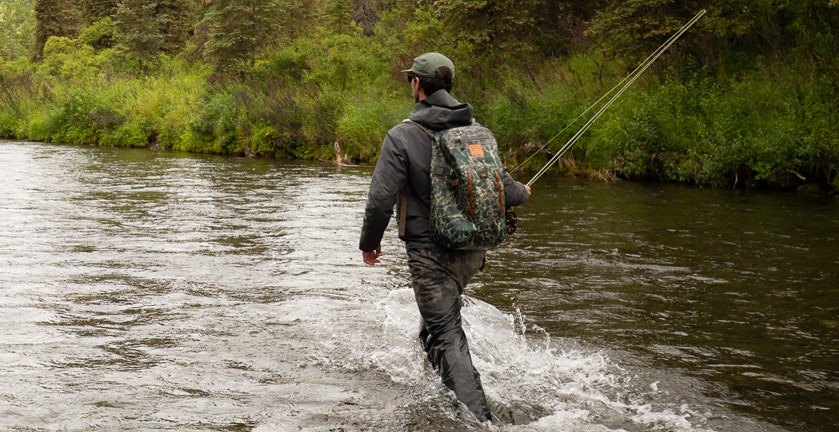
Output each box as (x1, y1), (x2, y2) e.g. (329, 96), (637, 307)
(502, 170), (529, 208)
(359, 132), (408, 252)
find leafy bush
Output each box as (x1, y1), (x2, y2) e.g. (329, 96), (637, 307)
(586, 60), (838, 190)
(0, 59), (48, 138)
(182, 88), (241, 154)
(336, 94), (404, 162)
(2, 0), (836, 192)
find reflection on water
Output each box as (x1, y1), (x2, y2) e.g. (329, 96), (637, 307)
(0, 141), (835, 431)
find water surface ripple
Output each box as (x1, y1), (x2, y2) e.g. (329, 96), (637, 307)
(1, 142), (835, 431)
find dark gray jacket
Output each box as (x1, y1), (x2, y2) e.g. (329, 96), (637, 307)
(359, 90), (529, 251)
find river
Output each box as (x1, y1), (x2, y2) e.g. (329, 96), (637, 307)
(1, 141), (836, 432)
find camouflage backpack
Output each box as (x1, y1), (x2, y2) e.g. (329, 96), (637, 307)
(407, 120), (508, 250)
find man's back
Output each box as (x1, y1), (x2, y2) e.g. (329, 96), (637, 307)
(359, 89), (528, 251)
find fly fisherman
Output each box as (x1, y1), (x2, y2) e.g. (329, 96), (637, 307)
(359, 52), (530, 423)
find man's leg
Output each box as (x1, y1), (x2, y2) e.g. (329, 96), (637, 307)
(408, 247), (491, 422)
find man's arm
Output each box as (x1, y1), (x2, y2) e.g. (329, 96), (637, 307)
(359, 133), (408, 259)
(502, 171), (531, 208)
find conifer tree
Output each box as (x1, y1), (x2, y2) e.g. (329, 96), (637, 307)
(81, 0), (120, 24)
(433, 0), (542, 56)
(0, 0), (36, 60)
(77, 0), (120, 49)
(33, 0), (80, 59)
(201, 0), (282, 77)
(325, 1), (353, 34)
(352, 0), (378, 36)
(158, 0), (197, 54)
(113, 0), (165, 68)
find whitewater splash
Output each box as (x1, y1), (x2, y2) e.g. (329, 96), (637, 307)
(277, 286), (741, 432)
(2, 143), (807, 431)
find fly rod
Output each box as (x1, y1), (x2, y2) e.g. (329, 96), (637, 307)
(526, 9), (707, 187)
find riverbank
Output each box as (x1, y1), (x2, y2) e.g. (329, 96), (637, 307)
(1, 3), (836, 192)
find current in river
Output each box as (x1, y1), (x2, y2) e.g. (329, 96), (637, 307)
(1, 141), (836, 431)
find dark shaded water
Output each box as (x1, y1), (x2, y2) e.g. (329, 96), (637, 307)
(482, 176), (838, 431)
(1, 141), (836, 431)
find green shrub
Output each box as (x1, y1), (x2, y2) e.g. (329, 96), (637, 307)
(336, 93), (404, 162)
(582, 59), (838, 190)
(182, 88), (241, 154)
(98, 122), (146, 147)
(3, 4), (835, 192)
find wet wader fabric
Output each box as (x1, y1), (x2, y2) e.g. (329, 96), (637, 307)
(407, 246), (492, 422)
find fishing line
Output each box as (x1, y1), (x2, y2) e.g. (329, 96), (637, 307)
(508, 23), (682, 175)
(523, 10), (707, 187)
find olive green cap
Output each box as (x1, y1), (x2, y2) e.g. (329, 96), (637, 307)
(401, 52), (455, 78)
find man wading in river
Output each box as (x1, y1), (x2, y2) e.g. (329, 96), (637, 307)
(359, 52), (530, 423)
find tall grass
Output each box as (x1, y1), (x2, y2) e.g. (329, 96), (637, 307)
(1, 22), (836, 191)
(588, 61), (838, 189)
(20, 54), (207, 149)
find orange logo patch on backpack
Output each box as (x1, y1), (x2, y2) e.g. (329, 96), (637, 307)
(468, 144), (484, 158)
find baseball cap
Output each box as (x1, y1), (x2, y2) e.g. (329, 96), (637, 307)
(401, 52), (455, 78)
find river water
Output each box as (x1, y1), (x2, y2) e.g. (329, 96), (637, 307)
(0, 141), (836, 432)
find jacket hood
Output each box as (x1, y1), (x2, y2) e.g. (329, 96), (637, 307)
(407, 90), (473, 131)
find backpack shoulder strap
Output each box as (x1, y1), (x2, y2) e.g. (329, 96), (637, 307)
(403, 118), (480, 136)
(402, 119), (435, 139)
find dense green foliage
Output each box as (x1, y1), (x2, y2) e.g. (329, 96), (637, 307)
(1, 0), (837, 191)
